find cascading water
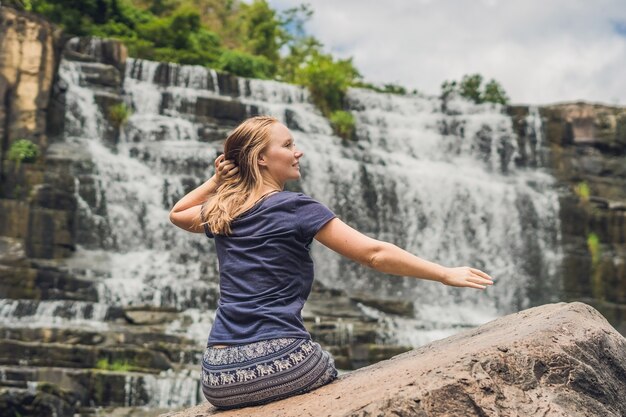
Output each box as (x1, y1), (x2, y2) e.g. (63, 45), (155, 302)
(65, 55), (562, 342)
(311, 89), (563, 346)
(1, 46), (563, 409)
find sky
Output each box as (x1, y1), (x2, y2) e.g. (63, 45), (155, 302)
(268, 0), (626, 105)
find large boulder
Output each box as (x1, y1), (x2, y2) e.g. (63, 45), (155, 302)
(162, 302), (626, 417)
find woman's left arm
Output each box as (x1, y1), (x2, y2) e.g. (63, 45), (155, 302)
(314, 218), (494, 290)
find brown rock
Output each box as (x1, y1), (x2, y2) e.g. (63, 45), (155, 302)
(161, 302), (626, 417)
(0, 6), (61, 155)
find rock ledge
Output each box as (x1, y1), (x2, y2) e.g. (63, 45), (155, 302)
(162, 302), (626, 417)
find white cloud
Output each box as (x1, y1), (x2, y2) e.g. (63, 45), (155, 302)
(269, 0), (626, 104)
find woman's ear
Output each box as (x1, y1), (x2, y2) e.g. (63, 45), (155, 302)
(257, 154), (267, 167)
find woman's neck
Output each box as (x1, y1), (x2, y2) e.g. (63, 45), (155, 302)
(258, 177), (284, 194)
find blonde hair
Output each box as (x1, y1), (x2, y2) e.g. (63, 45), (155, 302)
(199, 115), (279, 235)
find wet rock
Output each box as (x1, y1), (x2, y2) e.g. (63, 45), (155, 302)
(0, 340), (172, 371)
(64, 37), (127, 73)
(161, 302), (626, 417)
(0, 385), (76, 417)
(348, 293), (414, 316)
(124, 307), (180, 325)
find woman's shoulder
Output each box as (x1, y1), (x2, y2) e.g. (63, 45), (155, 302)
(275, 191), (322, 205)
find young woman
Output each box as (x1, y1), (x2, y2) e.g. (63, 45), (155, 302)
(169, 115), (494, 409)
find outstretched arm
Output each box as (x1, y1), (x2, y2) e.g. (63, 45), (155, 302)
(169, 155), (238, 233)
(314, 218), (494, 290)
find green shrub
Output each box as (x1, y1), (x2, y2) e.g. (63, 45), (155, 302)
(329, 110), (355, 140)
(108, 103), (132, 128)
(7, 139), (40, 168)
(218, 50), (274, 79)
(96, 358), (133, 372)
(459, 74), (483, 103)
(574, 181), (590, 202)
(587, 233), (601, 265)
(294, 51), (360, 115)
(352, 81), (407, 95)
(441, 73), (509, 105)
(482, 79), (509, 105)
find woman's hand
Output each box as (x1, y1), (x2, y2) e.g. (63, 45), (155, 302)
(441, 266), (494, 290)
(213, 154), (239, 185)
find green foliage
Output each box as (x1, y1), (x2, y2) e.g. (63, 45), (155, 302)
(7, 0), (33, 10)
(459, 74), (483, 103)
(574, 181), (590, 202)
(352, 81), (407, 95)
(329, 110), (355, 140)
(108, 102), (132, 128)
(7, 139), (40, 166)
(483, 79), (509, 105)
(381, 83), (407, 95)
(137, 6), (200, 49)
(218, 50), (274, 79)
(587, 231), (604, 300)
(236, 0), (283, 73)
(25, 0), (376, 138)
(294, 50), (361, 115)
(441, 73), (509, 105)
(587, 233), (601, 265)
(441, 80), (457, 100)
(276, 36), (322, 83)
(29, 0), (130, 36)
(95, 358), (133, 372)
(148, 0), (178, 15)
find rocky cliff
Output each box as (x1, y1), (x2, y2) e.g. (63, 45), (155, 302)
(544, 103), (626, 333)
(162, 302), (626, 417)
(0, 6), (69, 261)
(510, 103), (626, 334)
(0, 6), (60, 156)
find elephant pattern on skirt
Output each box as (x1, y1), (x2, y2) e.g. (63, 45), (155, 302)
(203, 340), (323, 385)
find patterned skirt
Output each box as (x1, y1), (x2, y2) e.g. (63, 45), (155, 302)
(201, 338), (337, 409)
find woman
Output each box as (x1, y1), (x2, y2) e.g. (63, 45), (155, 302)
(169, 115), (494, 409)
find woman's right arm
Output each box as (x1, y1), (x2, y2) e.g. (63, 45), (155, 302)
(169, 155), (238, 233)
(314, 218), (494, 290)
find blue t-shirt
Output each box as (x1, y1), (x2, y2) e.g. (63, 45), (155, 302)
(203, 191), (336, 345)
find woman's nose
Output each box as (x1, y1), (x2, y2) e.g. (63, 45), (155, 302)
(295, 149), (303, 159)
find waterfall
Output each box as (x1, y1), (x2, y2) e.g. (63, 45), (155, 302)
(7, 52), (562, 409)
(53, 56), (563, 346)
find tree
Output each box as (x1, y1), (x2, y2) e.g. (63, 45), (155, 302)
(459, 74), (483, 104)
(236, 0), (284, 75)
(482, 79), (509, 105)
(441, 74), (510, 105)
(441, 80), (458, 100)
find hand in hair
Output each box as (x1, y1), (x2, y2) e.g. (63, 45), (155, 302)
(214, 154), (239, 185)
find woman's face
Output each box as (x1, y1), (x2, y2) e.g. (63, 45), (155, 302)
(259, 123), (303, 185)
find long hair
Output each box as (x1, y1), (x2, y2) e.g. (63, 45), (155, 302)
(199, 115), (279, 235)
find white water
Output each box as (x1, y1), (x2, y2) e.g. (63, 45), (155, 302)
(0, 299), (109, 329)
